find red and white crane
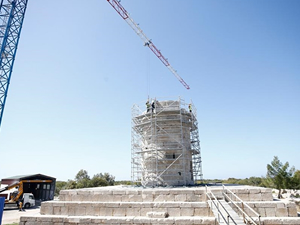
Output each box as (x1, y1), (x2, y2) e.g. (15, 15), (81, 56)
(107, 0), (190, 90)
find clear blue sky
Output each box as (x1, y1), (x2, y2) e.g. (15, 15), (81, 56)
(0, 0), (299, 181)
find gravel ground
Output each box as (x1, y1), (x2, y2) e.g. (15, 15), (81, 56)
(1, 206), (41, 225)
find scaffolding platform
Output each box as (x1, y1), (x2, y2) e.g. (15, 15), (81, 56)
(131, 97), (203, 187)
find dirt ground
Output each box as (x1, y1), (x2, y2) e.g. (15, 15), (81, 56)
(1, 206), (41, 225)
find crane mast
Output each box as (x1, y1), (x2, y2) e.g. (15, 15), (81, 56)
(107, 0), (190, 90)
(0, 0), (28, 129)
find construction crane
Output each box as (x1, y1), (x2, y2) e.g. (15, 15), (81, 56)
(107, 0), (190, 90)
(0, 0), (189, 131)
(0, 0), (28, 129)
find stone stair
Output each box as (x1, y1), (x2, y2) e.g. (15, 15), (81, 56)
(19, 185), (300, 225)
(208, 199), (245, 224)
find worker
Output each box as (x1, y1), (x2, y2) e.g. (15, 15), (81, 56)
(146, 100), (150, 113)
(151, 100), (155, 113)
(188, 104), (192, 113)
(19, 201), (23, 211)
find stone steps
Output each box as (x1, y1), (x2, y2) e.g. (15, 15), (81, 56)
(19, 186), (300, 225)
(19, 215), (217, 225)
(40, 201), (213, 217)
(208, 200), (244, 225)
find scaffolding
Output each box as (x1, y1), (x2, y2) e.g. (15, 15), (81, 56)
(131, 97), (203, 187)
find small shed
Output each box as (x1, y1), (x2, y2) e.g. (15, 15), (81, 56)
(1, 174), (56, 200)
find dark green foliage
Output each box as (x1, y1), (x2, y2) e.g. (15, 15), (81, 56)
(55, 181), (67, 196)
(291, 170), (300, 190)
(55, 170), (116, 193)
(90, 173), (115, 187)
(75, 169), (90, 182)
(266, 156), (295, 198)
(65, 180), (77, 189)
(115, 180), (132, 185)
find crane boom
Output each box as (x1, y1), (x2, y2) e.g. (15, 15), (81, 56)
(107, 0), (190, 90)
(0, 0), (28, 129)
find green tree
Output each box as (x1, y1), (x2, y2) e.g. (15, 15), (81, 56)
(65, 179), (77, 189)
(291, 170), (300, 190)
(266, 156), (295, 198)
(55, 181), (67, 196)
(75, 169), (91, 188)
(90, 173), (115, 187)
(75, 169), (90, 182)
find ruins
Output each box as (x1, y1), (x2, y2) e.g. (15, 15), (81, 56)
(20, 98), (300, 224)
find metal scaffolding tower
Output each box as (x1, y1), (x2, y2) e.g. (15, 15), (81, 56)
(0, 0), (28, 128)
(131, 97), (203, 187)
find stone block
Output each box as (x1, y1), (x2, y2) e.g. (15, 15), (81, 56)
(164, 194), (175, 201)
(51, 201), (65, 207)
(255, 202), (273, 208)
(133, 217), (152, 224)
(85, 205), (95, 216)
(194, 189), (205, 195)
(174, 194), (186, 202)
(180, 207), (194, 216)
(238, 193), (250, 201)
(126, 207), (140, 216)
(186, 194), (199, 202)
(249, 192), (262, 201)
(41, 205), (53, 215)
(194, 207), (210, 216)
(113, 207), (126, 216)
(100, 194), (113, 202)
(151, 217), (175, 224)
(140, 207), (153, 216)
(142, 193), (153, 202)
(265, 207), (276, 217)
(179, 202), (192, 208)
(281, 218), (300, 224)
(126, 189), (139, 195)
(104, 202), (120, 208)
(249, 188), (261, 194)
(103, 208), (113, 216)
(287, 206), (298, 217)
(261, 192), (273, 201)
(146, 211), (167, 218)
(75, 206), (86, 216)
(53, 206), (61, 215)
(190, 202), (205, 208)
(276, 202), (286, 208)
(112, 194), (122, 202)
(261, 218), (282, 225)
(153, 194), (167, 202)
(174, 216), (194, 224)
(67, 206), (76, 216)
(121, 194), (129, 202)
(60, 206), (68, 215)
(256, 208), (266, 217)
(128, 194), (142, 202)
(113, 190), (126, 195)
(25, 223), (38, 225)
(276, 207), (288, 217)
(167, 207), (180, 217)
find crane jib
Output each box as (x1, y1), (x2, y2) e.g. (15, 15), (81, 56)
(107, 0), (190, 90)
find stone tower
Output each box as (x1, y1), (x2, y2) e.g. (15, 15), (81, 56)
(131, 97), (202, 186)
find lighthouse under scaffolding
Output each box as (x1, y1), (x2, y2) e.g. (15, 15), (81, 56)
(131, 97), (203, 187)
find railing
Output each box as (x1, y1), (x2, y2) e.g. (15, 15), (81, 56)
(222, 185), (261, 225)
(206, 186), (237, 225)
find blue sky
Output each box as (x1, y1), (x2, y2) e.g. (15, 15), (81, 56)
(0, 0), (299, 181)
